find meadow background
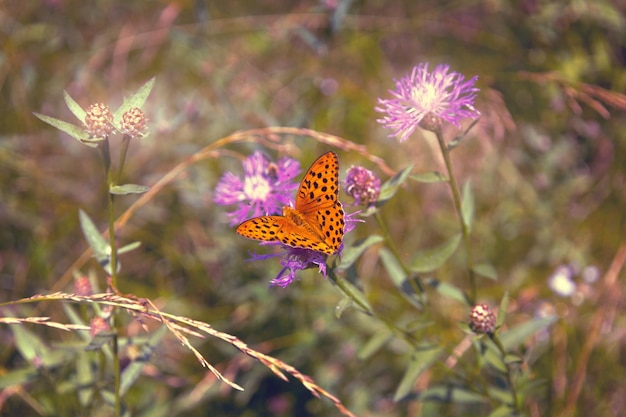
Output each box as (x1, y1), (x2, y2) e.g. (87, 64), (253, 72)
(1, 1), (626, 416)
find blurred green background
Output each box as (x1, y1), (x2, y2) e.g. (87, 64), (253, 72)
(2, 1), (626, 416)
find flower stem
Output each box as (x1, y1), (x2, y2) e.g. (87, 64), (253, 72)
(434, 129), (476, 304)
(489, 333), (520, 411)
(100, 135), (121, 417)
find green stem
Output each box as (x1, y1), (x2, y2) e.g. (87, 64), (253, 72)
(489, 333), (520, 411)
(99, 135), (121, 417)
(434, 129), (476, 304)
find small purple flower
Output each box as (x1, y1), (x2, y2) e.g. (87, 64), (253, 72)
(247, 212), (362, 287)
(376, 62), (480, 141)
(214, 152), (301, 225)
(344, 166), (381, 207)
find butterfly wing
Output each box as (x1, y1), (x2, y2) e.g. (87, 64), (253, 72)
(295, 152), (341, 213)
(236, 214), (337, 254)
(236, 151), (345, 255)
(294, 151), (345, 254)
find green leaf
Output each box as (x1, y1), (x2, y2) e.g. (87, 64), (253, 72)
(420, 384), (487, 404)
(0, 367), (39, 389)
(76, 351), (94, 406)
(118, 241), (141, 255)
(426, 278), (468, 304)
(109, 184), (150, 195)
(379, 247), (406, 288)
(337, 235), (384, 270)
(409, 233), (462, 273)
(113, 77), (155, 127)
(358, 328), (392, 360)
(410, 171), (448, 183)
(394, 346), (443, 402)
(461, 181), (475, 232)
(377, 165), (414, 206)
(473, 263), (498, 280)
(120, 326), (167, 396)
(335, 295), (353, 319)
(499, 315), (557, 351)
(380, 248), (424, 307)
(11, 324), (49, 362)
(33, 112), (95, 147)
(78, 209), (109, 263)
(481, 343), (507, 373)
(331, 276), (372, 315)
(487, 406), (517, 417)
(496, 292), (510, 329)
(10, 324), (72, 368)
(63, 90), (86, 122)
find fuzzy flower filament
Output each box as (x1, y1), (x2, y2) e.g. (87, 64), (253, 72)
(376, 63), (481, 141)
(214, 152), (301, 226)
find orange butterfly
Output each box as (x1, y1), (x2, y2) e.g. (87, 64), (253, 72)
(236, 151), (345, 255)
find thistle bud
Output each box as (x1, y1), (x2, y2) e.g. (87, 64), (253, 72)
(120, 107), (147, 138)
(469, 304), (496, 334)
(84, 103), (114, 138)
(344, 166), (381, 207)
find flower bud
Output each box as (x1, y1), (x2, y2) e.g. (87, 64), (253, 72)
(344, 166), (381, 206)
(120, 107), (147, 138)
(84, 103), (114, 138)
(469, 304), (496, 334)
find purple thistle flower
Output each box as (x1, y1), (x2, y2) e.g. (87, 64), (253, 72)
(214, 152), (301, 225)
(376, 62), (480, 142)
(247, 212), (362, 287)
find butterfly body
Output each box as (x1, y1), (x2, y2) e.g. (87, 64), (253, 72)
(236, 152), (345, 255)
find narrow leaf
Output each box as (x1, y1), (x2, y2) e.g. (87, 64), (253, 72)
(496, 292), (510, 329)
(409, 233), (462, 273)
(411, 171), (448, 183)
(63, 90), (86, 122)
(337, 235), (384, 270)
(419, 384), (487, 404)
(379, 247), (406, 287)
(461, 181), (475, 232)
(358, 328), (392, 360)
(109, 184), (150, 195)
(78, 209), (109, 262)
(473, 263), (498, 280)
(426, 278), (468, 304)
(33, 112), (94, 146)
(0, 368), (39, 389)
(335, 295), (353, 319)
(499, 316), (557, 351)
(11, 324), (49, 362)
(394, 346), (443, 402)
(487, 406), (517, 417)
(76, 351), (94, 406)
(377, 165), (414, 206)
(113, 77), (155, 126)
(332, 276), (372, 314)
(118, 241), (141, 255)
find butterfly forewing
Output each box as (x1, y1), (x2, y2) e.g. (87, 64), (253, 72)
(296, 152), (340, 214)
